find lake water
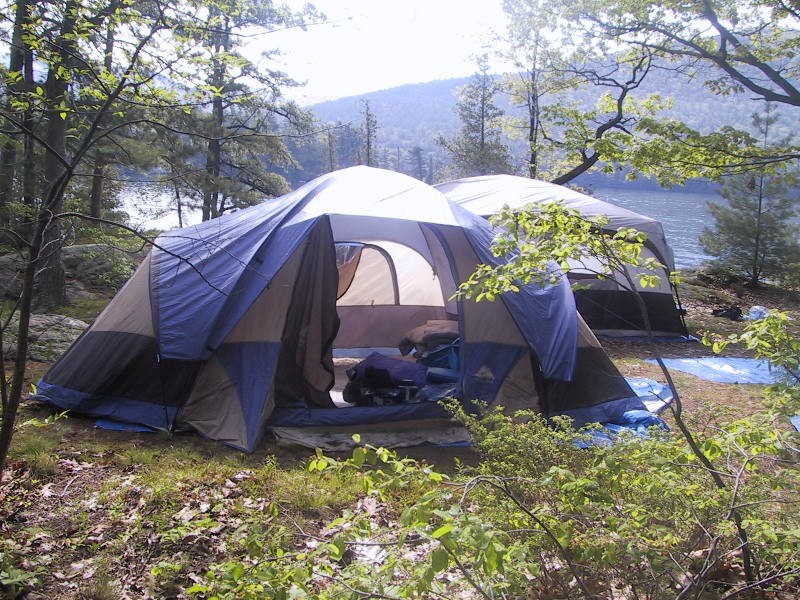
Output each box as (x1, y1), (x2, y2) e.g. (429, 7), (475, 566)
(123, 183), (721, 270)
(122, 184), (201, 231)
(592, 187), (719, 270)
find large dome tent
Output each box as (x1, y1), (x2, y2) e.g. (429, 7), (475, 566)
(35, 167), (642, 451)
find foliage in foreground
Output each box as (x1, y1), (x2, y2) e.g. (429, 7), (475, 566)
(706, 311), (800, 420)
(181, 210), (800, 599)
(1, 316), (799, 598)
(183, 407), (799, 600)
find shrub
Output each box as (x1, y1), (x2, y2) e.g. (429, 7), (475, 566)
(185, 419), (799, 599)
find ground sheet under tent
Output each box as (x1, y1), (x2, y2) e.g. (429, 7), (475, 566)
(266, 373), (674, 451)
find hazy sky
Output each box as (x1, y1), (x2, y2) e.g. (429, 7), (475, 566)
(264, 0), (508, 103)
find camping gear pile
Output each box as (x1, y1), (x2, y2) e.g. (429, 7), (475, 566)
(342, 320), (461, 407)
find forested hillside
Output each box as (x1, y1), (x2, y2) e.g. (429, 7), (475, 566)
(280, 68), (775, 189)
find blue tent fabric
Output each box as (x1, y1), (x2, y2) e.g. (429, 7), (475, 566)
(267, 402), (452, 428)
(576, 410), (670, 448)
(551, 375), (672, 445)
(455, 205), (578, 381)
(206, 220), (322, 352)
(647, 357), (786, 384)
(151, 203), (316, 360)
(552, 396), (649, 429)
(215, 342), (282, 449)
(499, 276), (578, 382)
(35, 380), (179, 431)
(94, 419), (156, 433)
(460, 342), (527, 403)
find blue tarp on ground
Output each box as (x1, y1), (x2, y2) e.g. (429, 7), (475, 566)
(553, 376), (672, 438)
(645, 358), (800, 433)
(625, 377), (673, 413)
(646, 357), (786, 384)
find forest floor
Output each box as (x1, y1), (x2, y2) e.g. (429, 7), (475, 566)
(1, 270), (799, 599)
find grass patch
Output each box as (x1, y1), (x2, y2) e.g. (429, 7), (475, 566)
(55, 297), (112, 322)
(11, 437), (60, 477)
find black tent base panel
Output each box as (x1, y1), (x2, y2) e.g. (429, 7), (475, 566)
(574, 289), (687, 337)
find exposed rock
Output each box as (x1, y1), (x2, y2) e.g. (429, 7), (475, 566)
(0, 251), (24, 299)
(0, 243), (146, 301)
(62, 243), (145, 290)
(1, 243), (145, 361)
(3, 314), (89, 362)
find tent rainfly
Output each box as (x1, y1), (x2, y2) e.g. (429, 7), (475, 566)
(435, 175), (688, 339)
(35, 167), (643, 451)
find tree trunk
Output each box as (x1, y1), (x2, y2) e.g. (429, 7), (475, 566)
(0, 0), (27, 212)
(203, 134), (222, 221)
(0, 207), (46, 478)
(37, 0), (79, 310)
(90, 161), (106, 219)
(526, 73), (541, 179)
(87, 16), (116, 224)
(0, 0), (35, 240)
(324, 131), (334, 172)
(202, 14), (229, 221)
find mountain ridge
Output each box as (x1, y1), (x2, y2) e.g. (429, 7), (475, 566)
(278, 72), (769, 189)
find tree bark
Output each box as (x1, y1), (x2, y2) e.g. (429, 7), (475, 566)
(87, 8), (117, 224)
(0, 0), (35, 242)
(0, 206), (46, 478)
(202, 12), (229, 221)
(90, 161), (106, 219)
(37, 0), (79, 309)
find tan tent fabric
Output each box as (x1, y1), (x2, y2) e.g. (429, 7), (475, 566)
(91, 253), (154, 337)
(336, 304), (450, 349)
(493, 354), (542, 415)
(181, 356), (251, 449)
(336, 245), (362, 298)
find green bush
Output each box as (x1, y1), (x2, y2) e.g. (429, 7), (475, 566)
(182, 415), (799, 599)
(184, 209), (800, 599)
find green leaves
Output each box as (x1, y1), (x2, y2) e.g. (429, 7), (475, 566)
(704, 311), (800, 416)
(456, 201), (663, 302)
(431, 522), (454, 539)
(550, 0), (800, 183)
(307, 448), (338, 473)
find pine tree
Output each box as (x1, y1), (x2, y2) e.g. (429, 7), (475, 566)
(407, 146), (426, 181)
(700, 170), (800, 286)
(436, 55), (513, 178)
(361, 99), (378, 166)
(700, 107), (800, 286)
